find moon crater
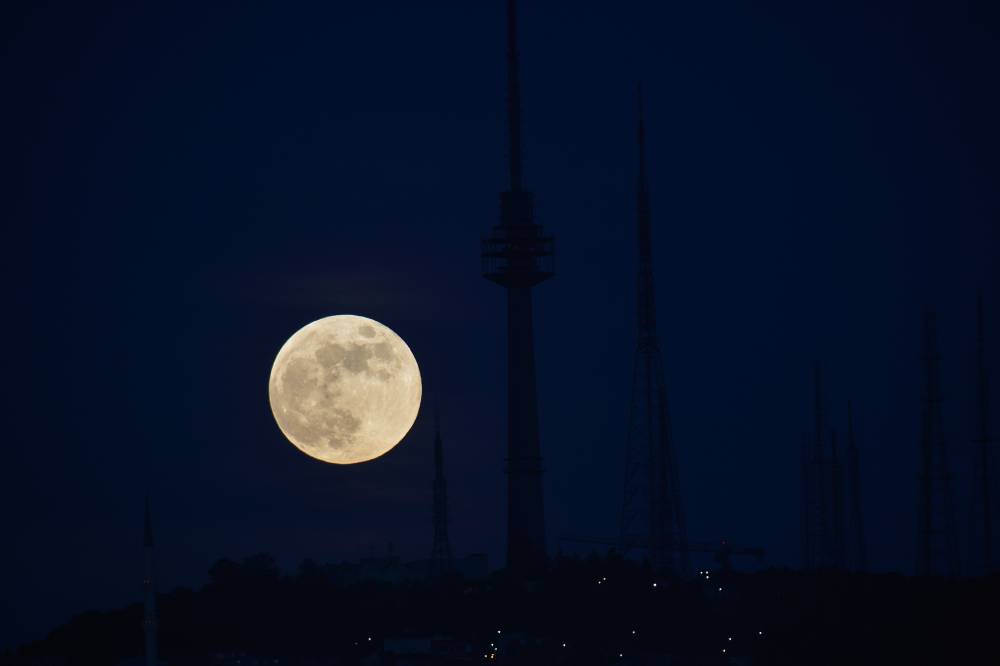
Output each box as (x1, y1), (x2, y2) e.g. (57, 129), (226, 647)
(268, 315), (421, 464)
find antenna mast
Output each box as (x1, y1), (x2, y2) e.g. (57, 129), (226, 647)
(620, 85), (688, 575)
(916, 310), (959, 576)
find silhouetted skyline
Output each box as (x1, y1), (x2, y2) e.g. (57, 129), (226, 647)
(3, 0), (999, 651)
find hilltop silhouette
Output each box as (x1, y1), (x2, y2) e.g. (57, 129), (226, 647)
(6, 554), (998, 665)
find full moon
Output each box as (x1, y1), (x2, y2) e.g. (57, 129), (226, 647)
(268, 315), (422, 464)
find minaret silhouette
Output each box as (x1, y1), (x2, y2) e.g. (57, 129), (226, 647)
(619, 85), (688, 575)
(429, 408), (454, 578)
(815, 365), (831, 567)
(143, 498), (157, 666)
(800, 432), (810, 569)
(481, 0), (554, 575)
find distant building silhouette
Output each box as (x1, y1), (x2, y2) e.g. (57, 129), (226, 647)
(143, 499), (157, 666)
(481, 0), (554, 576)
(429, 408), (454, 578)
(916, 310), (959, 576)
(619, 86), (688, 576)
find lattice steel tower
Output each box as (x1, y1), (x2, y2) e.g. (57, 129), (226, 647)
(481, 0), (554, 575)
(970, 292), (998, 575)
(830, 429), (846, 568)
(802, 365), (841, 569)
(846, 400), (868, 571)
(619, 87), (688, 576)
(916, 310), (959, 576)
(429, 409), (454, 578)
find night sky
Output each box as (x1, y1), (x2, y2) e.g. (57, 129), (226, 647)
(3, 0), (998, 650)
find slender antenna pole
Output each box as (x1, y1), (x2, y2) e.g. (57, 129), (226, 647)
(801, 433), (811, 569)
(976, 291), (994, 572)
(506, 0), (523, 191)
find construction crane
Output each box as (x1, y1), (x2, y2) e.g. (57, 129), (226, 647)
(684, 539), (765, 575)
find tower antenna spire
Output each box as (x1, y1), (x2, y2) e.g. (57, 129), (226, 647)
(635, 84), (655, 340)
(434, 403), (444, 476)
(637, 83), (648, 216)
(144, 496), (154, 548)
(506, 0), (523, 191)
(636, 84), (653, 306)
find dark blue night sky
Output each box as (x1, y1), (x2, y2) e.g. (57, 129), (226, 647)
(3, 0), (998, 649)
